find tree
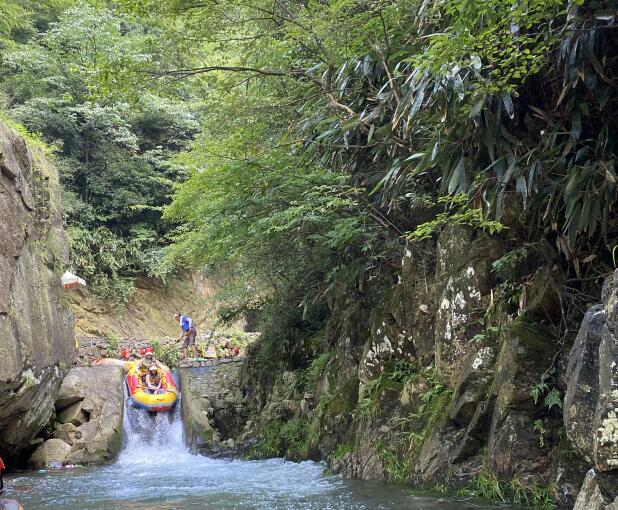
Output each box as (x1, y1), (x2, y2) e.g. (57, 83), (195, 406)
(0, 3), (200, 303)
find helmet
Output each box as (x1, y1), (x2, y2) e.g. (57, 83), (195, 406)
(149, 364), (158, 372)
(144, 351), (154, 359)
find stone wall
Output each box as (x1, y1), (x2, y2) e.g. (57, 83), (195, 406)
(0, 123), (74, 465)
(179, 362), (244, 456)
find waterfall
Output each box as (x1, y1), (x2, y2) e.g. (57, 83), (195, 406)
(118, 374), (185, 462)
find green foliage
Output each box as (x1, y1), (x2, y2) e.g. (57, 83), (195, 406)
(0, 3), (198, 299)
(492, 247), (529, 282)
(316, 377), (358, 421)
(330, 442), (356, 462)
(105, 332), (120, 358)
(376, 440), (413, 483)
(67, 226), (140, 305)
(533, 419), (547, 448)
(306, 352), (333, 390)
(248, 418), (312, 461)
(148, 338), (181, 368)
(388, 365), (453, 452)
(408, 195), (506, 241)
(474, 470), (556, 508)
(389, 360), (415, 384)
(531, 368), (563, 412)
(106, 0), (617, 391)
(0, 110), (52, 152)
(354, 375), (387, 421)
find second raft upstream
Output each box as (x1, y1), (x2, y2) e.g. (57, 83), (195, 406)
(126, 361), (178, 412)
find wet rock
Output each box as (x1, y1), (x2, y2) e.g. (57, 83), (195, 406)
(415, 420), (466, 483)
(336, 444), (385, 480)
(282, 371), (295, 386)
(486, 320), (552, 477)
(564, 305), (606, 466)
(0, 122), (75, 463)
(449, 346), (495, 427)
(300, 399), (310, 415)
(54, 366), (124, 464)
(28, 438), (71, 468)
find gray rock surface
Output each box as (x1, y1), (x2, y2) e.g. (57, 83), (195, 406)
(0, 122), (75, 463)
(574, 469), (610, 510)
(565, 270), (618, 499)
(56, 401), (88, 426)
(52, 366), (124, 464)
(28, 438), (71, 468)
(179, 363), (243, 455)
(434, 225), (502, 387)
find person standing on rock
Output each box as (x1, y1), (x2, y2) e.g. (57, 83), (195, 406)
(175, 312), (198, 362)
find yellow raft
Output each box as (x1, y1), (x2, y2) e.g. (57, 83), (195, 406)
(126, 362), (178, 412)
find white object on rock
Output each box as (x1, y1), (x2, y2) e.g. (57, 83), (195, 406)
(61, 271), (86, 290)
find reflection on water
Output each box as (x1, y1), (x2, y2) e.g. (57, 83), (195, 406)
(4, 393), (521, 510)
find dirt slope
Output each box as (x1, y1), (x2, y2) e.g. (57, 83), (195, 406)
(69, 275), (219, 340)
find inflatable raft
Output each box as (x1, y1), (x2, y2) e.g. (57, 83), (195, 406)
(92, 358), (131, 369)
(126, 362), (178, 412)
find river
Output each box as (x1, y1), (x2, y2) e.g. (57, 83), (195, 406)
(4, 395), (522, 509)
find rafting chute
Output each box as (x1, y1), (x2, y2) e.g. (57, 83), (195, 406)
(125, 361), (178, 412)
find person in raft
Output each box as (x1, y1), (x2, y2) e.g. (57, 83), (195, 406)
(175, 312), (198, 362)
(145, 364), (163, 393)
(137, 351), (159, 383)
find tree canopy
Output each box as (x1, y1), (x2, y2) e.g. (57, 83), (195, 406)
(1, 0), (616, 331)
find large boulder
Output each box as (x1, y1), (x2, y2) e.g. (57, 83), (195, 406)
(28, 438), (71, 468)
(565, 270), (618, 499)
(0, 122), (75, 463)
(52, 366), (124, 464)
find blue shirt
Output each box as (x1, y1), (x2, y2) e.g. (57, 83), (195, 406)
(180, 315), (193, 332)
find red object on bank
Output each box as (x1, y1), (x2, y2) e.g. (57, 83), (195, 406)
(0, 456), (5, 470)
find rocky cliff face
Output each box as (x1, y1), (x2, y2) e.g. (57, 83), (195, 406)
(203, 224), (617, 507)
(0, 123), (75, 464)
(565, 271), (618, 508)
